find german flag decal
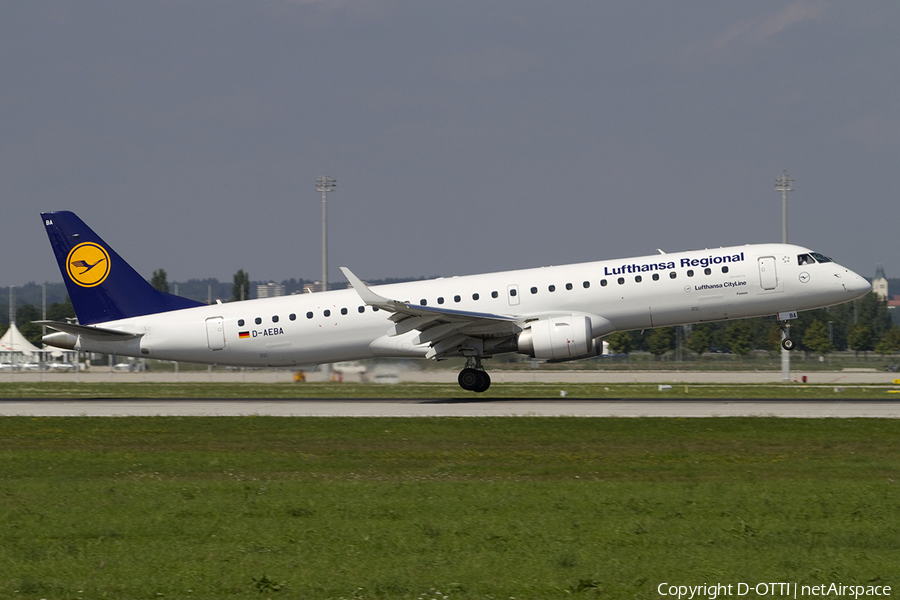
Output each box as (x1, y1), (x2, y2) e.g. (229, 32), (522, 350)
(239, 331), (250, 339)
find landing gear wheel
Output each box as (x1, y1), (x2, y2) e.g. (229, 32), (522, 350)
(458, 368), (491, 393)
(473, 370), (491, 393)
(777, 316), (795, 352)
(458, 368), (481, 391)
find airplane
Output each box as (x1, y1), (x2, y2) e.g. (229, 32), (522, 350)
(37, 210), (871, 392)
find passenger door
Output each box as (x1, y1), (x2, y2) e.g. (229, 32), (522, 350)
(758, 257), (777, 290)
(205, 316), (226, 350)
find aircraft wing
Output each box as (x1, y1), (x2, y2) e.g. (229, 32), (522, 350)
(341, 267), (520, 359)
(34, 320), (142, 340)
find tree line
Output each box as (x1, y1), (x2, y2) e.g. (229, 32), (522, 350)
(1, 296), (76, 346)
(605, 292), (900, 359)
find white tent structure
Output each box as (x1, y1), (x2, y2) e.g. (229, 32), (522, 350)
(0, 322), (42, 360)
(0, 323), (79, 370)
(0, 323), (41, 358)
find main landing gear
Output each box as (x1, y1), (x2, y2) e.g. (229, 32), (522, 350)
(458, 356), (491, 393)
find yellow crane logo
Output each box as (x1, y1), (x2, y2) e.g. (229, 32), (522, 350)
(66, 242), (111, 287)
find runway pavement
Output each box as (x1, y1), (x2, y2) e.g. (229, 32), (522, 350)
(3, 398), (900, 417)
(4, 368), (900, 384)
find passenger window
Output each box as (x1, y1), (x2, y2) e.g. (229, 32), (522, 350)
(420, 299), (427, 306)
(510, 288), (517, 297)
(669, 272), (677, 279)
(255, 317), (262, 325)
(566, 283), (573, 290)
(454, 295), (461, 303)
(238, 319), (245, 327)
(341, 308), (348, 315)
(704, 267), (711, 275)
(583, 281), (590, 289)
(272, 315), (279, 323)
(289, 314), (296, 321)
(306, 312), (313, 319)
(324, 310), (331, 317)
(652, 273), (659, 281)
(373, 307), (379, 311)
(548, 285), (556, 292)
(472, 293), (479, 301)
(617, 277), (625, 285)
(687, 270), (694, 277)
(531, 287), (538, 294)
(358, 306), (365, 313)
(635, 275), (642, 283)
(438, 297), (445, 304)
(491, 291), (498, 298)
(601, 279), (608, 287)
(722, 266), (729, 273)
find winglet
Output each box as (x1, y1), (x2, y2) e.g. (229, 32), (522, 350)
(340, 267), (402, 311)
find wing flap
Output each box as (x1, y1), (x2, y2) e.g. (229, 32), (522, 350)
(413, 322), (459, 346)
(425, 333), (473, 360)
(391, 315), (443, 336)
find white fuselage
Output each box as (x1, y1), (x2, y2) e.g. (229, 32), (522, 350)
(70, 243), (870, 367)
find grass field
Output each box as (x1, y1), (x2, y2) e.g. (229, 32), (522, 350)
(1, 381), (899, 399)
(1, 417), (898, 599)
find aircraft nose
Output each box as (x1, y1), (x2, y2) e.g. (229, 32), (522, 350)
(844, 269), (871, 298)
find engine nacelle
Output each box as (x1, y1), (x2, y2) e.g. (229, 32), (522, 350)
(517, 315), (592, 360)
(43, 331), (80, 351)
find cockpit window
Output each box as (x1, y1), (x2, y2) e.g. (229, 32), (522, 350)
(798, 252), (834, 265)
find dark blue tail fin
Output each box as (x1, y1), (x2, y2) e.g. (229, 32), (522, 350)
(42, 211), (206, 325)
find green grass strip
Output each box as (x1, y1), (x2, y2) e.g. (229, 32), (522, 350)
(1, 417), (898, 599)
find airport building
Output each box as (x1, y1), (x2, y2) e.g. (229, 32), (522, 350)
(873, 265), (900, 324)
(256, 282), (285, 298)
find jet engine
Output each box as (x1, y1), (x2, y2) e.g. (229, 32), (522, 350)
(516, 315), (593, 360)
(43, 331), (79, 350)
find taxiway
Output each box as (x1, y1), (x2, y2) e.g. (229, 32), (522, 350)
(3, 398), (900, 418)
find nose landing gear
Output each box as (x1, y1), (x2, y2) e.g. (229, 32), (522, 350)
(458, 356), (491, 393)
(779, 319), (795, 351)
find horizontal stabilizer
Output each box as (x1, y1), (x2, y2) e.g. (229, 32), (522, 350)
(35, 320), (141, 340)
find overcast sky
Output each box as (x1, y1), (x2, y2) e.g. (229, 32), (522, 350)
(3, 1), (898, 289)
